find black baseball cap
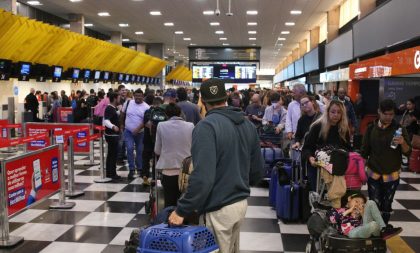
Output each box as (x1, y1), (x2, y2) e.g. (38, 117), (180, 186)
(200, 78), (228, 103)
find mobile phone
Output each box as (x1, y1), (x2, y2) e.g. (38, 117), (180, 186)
(33, 159), (42, 190)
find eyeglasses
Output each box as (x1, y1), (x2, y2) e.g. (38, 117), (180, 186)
(300, 100), (310, 107)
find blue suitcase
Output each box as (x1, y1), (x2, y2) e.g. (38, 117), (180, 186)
(275, 163), (300, 222)
(261, 147), (283, 164)
(269, 159), (292, 207)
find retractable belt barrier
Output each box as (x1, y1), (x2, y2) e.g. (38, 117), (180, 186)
(0, 123), (23, 153)
(0, 133), (48, 149)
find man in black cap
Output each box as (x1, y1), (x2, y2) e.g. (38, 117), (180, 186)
(169, 78), (263, 252)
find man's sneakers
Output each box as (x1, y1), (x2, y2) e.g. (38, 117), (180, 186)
(381, 224), (403, 240)
(142, 176), (150, 186)
(127, 171), (135, 180)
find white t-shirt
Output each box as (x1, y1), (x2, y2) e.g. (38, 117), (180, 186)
(123, 100), (150, 132)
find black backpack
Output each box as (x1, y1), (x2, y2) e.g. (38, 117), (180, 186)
(149, 107), (168, 142)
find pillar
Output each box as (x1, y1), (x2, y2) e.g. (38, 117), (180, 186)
(359, 0), (376, 18)
(0, 0), (16, 14)
(292, 48), (299, 61)
(136, 43), (146, 53)
(69, 14), (85, 35)
(310, 27), (320, 50)
(327, 5), (340, 43)
(299, 39), (307, 58)
(110, 31), (122, 46)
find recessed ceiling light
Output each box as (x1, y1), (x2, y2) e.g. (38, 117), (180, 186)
(278, 37), (286, 40)
(164, 22), (174, 26)
(249, 38), (257, 40)
(290, 10), (302, 15)
(203, 10), (214, 15)
(84, 23), (93, 27)
(150, 11), (162, 15)
(98, 12), (110, 16)
(281, 31), (290, 34)
(27, 1), (42, 5)
(174, 31), (184, 34)
(246, 10), (258, 15)
(219, 38), (227, 40)
(122, 39), (130, 42)
(119, 23), (129, 27)
(189, 43), (197, 46)
(210, 22), (220, 26)
(69, 0), (82, 2)
(248, 31), (257, 34)
(247, 22), (257, 26)
(251, 43), (257, 46)
(183, 38), (191, 41)
(285, 22), (295, 26)
(279, 43), (284, 46)
(223, 43), (230, 46)
(135, 31), (144, 35)
(215, 30), (224, 34)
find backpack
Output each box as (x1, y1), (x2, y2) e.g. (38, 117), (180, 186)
(179, 156), (193, 193)
(149, 107), (168, 142)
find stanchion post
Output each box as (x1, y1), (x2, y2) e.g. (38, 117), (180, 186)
(84, 126), (99, 166)
(0, 161), (24, 247)
(22, 123), (27, 153)
(94, 133), (111, 183)
(65, 136), (84, 197)
(49, 142), (75, 209)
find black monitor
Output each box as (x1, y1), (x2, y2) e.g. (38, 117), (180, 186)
(93, 70), (101, 83)
(0, 59), (12, 81)
(18, 62), (31, 81)
(141, 76), (146, 83)
(118, 73), (124, 84)
(83, 69), (91, 83)
(137, 75), (142, 83)
(70, 68), (80, 83)
(52, 66), (63, 82)
(125, 74), (131, 83)
(32, 64), (49, 82)
(131, 74), (136, 84)
(103, 71), (110, 83)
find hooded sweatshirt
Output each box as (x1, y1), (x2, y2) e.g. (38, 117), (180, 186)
(176, 106), (264, 217)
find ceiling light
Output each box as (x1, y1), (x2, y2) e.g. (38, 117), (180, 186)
(203, 10), (214, 15)
(223, 43), (230, 46)
(69, 0), (82, 2)
(135, 31), (144, 35)
(189, 43), (197, 46)
(164, 22), (174, 26)
(183, 38), (191, 41)
(290, 10), (302, 15)
(279, 43), (284, 46)
(219, 38), (227, 40)
(215, 30), (224, 34)
(84, 23), (93, 27)
(27, 1), (42, 5)
(246, 10), (258, 15)
(251, 43), (257, 46)
(210, 22), (220, 26)
(150, 11), (162, 15)
(278, 37), (286, 40)
(249, 38), (257, 40)
(285, 22), (295, 26)
(174, 31), (184, 34)
(119, 23), (129, 27)
(281, 31), (290, 34)
(98, 12), (110, 16)
(247, 22), (257, 26)
(248, 31), (257, 34)
(122, 39), (130, 42)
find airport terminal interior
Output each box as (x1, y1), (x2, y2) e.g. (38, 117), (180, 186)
(0, 0), (420, 252)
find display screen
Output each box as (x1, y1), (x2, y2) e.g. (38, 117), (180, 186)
(214, 64), (235, 79)
(137, 76), (141, 82)
(53, 66), (63, 78)
(192, 65), (213, 79)
(235, 66), (256, 79)
(141, 76), (146, 83)
(84, 70), (91, 79)
(20, 64), (31, 75)
(131, 75), (136, 82)
(72, 69), (80, 79)
(193, 64), (256, 83)
(125, 74), (130, 82)
(0, 59), (11, 73)
(103, 72), (109, 80)
(118, 73), (124, 81)
(94, 71), (101, 80)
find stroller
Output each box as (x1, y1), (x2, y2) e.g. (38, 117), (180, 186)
(305, 153), (387, 253)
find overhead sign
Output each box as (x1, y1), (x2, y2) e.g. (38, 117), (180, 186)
(320, 68), (350, 83)
(189, 47), (260, 61)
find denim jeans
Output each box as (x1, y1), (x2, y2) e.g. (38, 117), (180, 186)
(348, 200), (386, 238)
(124, 129), (144, 172)
(367, 176), (400, 224)
(117, 132), (126, 160)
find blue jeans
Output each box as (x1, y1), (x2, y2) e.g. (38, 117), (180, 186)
(117, 132), (126, 160)
(367, 176), (399, 224)
(348, 200), (385, 238)
(124, 129), (144, 172)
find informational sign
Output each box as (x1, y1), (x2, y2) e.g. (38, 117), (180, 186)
(4, 145), (61, 216)
(57, 107), (73, 123)
(25, 123), (90, 153)
(189, 47), (260, 61)
(0, 119), (8, 138)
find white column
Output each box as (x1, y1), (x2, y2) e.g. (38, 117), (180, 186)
(0, 0), (17, 14)
(69, 14), (85, 35)
(110, 31), (122, 46)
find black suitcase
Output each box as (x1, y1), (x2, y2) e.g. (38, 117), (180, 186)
(299, 161), (311, 222)
(324, 235), (387, 253)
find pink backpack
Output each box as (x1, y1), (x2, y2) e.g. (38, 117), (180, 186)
(345, 152), (367, 189)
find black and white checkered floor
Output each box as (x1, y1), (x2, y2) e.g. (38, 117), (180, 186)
(2, 146), (420, 253)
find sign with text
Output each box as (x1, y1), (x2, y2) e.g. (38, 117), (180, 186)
(57, 107), (73, 123)
(0, 119), (8, 138)
(189, 47), (260, 61)
(4, 145), (61, 216)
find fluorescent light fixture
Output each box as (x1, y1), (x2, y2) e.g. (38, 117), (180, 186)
(281, 31), (290, 34)
(215, 30), (224, 34)
(183, 38), (191, 41)
(249, 38), (257, 40)
(27, 1), (42, 5)
(219, 38), (227, 40)
(164, 22), (174, 26)
(84, 23), (93, 27)
(278, 37), (286, 40)
(222, 43), (230, 46)
(290, 10), (302, 15)
(248, 31), (257, 34)
(246, 10), (258, 15)
(150, 11), (162, 15)
(174, 31), (184, 34)
(279, 43), (284, 46)
(122, 39), (130, 42)
(119, 23), (129, 27)
(210, 22), (220, 26)
(247, 22), (257, 26)
(203, 10), (214, 15)
(285, 22), (295, 26)
(189, 43), (197, 46)
(251, 43), (257, 46)
(69, 0), (83, 2)
(135, 31), (144, 35)
(98, 12), (110, 16)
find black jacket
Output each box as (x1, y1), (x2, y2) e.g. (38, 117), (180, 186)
(24, 93), (39, 112)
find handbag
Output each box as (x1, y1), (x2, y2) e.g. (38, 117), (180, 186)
(412, 134), (420, 149)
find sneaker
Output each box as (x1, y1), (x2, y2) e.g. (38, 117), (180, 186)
(381, 224), (403, 240)
(142, 176), (150, 186)
(127, 171), (135, 180)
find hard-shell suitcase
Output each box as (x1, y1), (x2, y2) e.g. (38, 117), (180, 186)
(269, 159), (292, 207)
(261, 147), (283, 164)
(323, 235), (386, 253)
(276, 162), (300, 222)
(409, 149), (420, 173)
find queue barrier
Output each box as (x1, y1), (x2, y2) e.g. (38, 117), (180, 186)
(0, 123), (23, 153)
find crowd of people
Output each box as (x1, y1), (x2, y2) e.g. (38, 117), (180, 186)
(22, 80), (419, 251)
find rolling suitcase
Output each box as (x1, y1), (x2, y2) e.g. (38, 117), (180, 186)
(299, 163), (311, 222)
(275, 161), (300, 222)
(262, 147), (284, 178)
(269, 159), (292, 207)
(409, 149), (420, 173)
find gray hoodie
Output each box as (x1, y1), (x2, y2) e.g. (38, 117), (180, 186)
(176, 106), (263, 217)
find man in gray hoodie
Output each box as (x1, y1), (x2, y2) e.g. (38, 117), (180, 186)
(169, 78), (264, 252)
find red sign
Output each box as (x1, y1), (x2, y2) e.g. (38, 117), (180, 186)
(350, 45), (420, 79)
(25, 123), (90, 153)
(5, 145), (61, 216)
(57, 107), (73, 123)
(0, 119), (8, 138)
